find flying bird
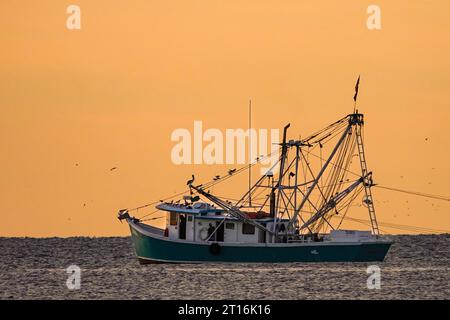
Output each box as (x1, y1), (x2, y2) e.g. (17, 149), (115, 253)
(110, 167), (118, 171)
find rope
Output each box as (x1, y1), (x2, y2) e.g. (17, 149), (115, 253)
(374, 185), (450, 202)
(138, 209), (161, 220)
(140, 215), (165, 222)
(333, 216), (450, 234)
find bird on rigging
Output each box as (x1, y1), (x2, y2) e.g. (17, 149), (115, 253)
(186, 175), (195, 185)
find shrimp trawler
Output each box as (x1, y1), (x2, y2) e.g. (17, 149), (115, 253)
(118, 112), (392, 263)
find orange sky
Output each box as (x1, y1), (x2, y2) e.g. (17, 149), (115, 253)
(1, 1), (449, 237)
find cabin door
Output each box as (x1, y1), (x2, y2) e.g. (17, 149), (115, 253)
(216, 221), (224, 242)
(179, 214), (186, 240)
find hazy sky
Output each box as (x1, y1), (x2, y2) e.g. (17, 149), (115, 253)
(1, 1), (449, 237)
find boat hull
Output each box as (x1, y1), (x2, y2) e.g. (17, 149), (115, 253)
(128, 221), (392, 264)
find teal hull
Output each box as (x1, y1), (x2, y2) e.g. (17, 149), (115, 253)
(129, 222), (392, 263)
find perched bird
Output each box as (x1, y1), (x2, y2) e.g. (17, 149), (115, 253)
(213, 175), (220, 181)
(228, 169), (236, 175)
(186, 174), (195, 185)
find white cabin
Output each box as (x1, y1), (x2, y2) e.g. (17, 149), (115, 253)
(156, 202), (290, 244)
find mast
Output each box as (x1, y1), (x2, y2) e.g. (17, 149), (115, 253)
(293, 144), (300, 225)
(352, 76), (379, 235)
(353, 113), (380, 235)
(248, 99), (252, 207)
(272, 123), (290, 241)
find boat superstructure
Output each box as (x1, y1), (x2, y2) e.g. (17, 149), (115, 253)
(119, 112), (392, 263)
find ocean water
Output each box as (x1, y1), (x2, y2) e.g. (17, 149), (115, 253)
(0, 234), (448, 299)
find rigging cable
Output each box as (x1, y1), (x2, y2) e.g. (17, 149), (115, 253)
(331, 216), (450, 234)
(374, 185), (450, 202)
(128, 148), (280, 218)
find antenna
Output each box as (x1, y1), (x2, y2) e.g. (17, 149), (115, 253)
(248, 99), (252, 207)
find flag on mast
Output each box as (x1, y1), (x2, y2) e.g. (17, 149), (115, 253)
(353, 75), (360, 102)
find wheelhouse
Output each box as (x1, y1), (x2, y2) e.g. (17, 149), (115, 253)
(156, 202), (290, 244)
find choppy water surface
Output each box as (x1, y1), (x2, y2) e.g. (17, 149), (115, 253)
(0, 235), (448, 299)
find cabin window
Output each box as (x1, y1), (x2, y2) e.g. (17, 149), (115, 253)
(225, 222), (235, 230)
(169, 212), (177, 226)
(242, 223), (255, 235)
(187, 215), (193, 222)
